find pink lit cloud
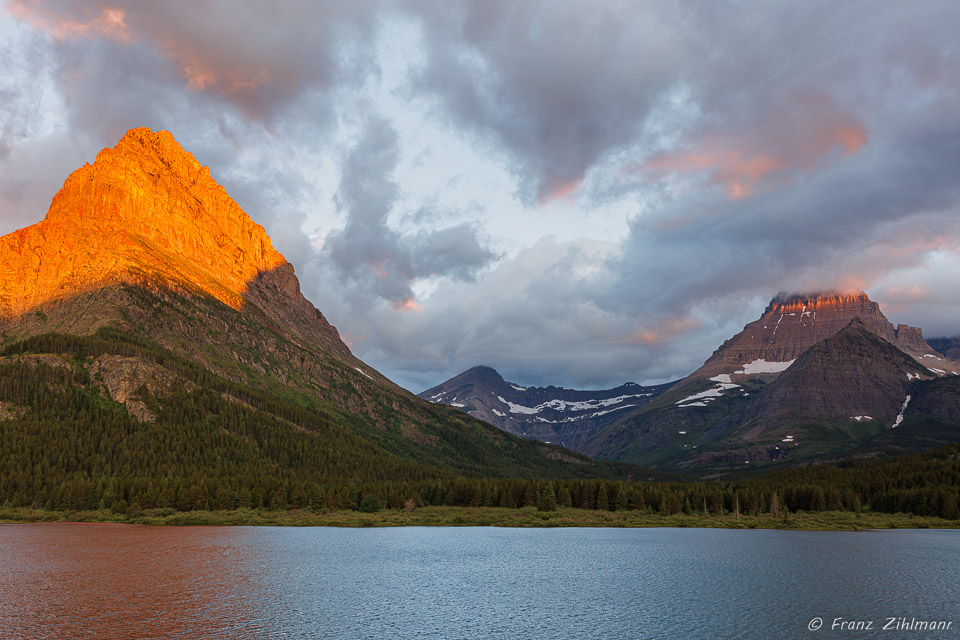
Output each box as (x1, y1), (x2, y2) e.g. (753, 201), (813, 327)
(630, 93), (868, 200)
(5, 2), (130, 43)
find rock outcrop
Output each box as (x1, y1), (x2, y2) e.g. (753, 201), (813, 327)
(87, 354), (196, 422)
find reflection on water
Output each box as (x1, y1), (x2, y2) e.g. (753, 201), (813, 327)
(1, 524), (958, 639)
(0, 523), (266, 639)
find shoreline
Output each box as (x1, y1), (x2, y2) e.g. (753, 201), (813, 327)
(1, 506), (957, 530)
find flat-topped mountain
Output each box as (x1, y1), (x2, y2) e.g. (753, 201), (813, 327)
(419, 366), (673, 451)
(693, 292), (938, 380)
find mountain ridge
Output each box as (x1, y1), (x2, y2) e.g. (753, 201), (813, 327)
(692, 291), (939, 380)
(419, 365), (673, 451)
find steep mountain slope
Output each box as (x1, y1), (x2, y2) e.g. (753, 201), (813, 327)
(583, 296), (960, 473)
(418, 366), (672, 450)
(0, 127), (628, 485)
(0, 128), (288, 316)
(687, 319), (938, 465)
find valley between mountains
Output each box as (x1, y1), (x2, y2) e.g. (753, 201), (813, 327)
(1, 127), (958, 525)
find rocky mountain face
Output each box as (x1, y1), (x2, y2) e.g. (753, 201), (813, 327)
(693, 292), (939, 380)
(0, 127), (613, 480)
(2, 128), (287, 313)
(582, 294), (960, 474)
(726, 319), (926, 428)
(418, 366), (672, 451)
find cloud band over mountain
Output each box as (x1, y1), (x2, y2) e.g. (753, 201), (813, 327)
(2, 0), (959, 391)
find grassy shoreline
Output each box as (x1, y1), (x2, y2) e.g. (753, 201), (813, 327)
(1, 506), (957, 530)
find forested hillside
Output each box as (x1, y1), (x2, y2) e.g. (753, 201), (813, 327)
(2, 332), (957, 520)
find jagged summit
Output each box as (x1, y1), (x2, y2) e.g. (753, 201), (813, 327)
(0, 127), (287, 316)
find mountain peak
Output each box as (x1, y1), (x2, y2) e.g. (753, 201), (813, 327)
(763, 291), (870, 315)
(0, 127), (287, 316)
(691, 290), (935, 379)
(733, 312), (928, 428)
(461, 365), (506, 383)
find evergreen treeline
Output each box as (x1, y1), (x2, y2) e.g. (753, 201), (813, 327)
(1, 334), (958, 519)
(2, 329), (628, 479)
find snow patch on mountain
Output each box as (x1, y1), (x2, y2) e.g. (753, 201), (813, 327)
(498, 394), (652, 415)
(735, 358), (795, 375)
(892, 395), (911, 428)
(676, 378), (741, 406)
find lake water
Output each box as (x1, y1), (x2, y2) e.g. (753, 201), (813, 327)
(0, 524), (957, 639)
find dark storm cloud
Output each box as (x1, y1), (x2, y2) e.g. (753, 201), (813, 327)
(323, 116), (496, 308)
(405, 0), (690, 204)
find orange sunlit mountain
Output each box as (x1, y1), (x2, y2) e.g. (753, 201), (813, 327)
(0, 126), (594, 480)
(0, 127), (287, 317)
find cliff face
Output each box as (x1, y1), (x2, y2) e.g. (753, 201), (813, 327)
(692, 292), (935, 378)
(0, 127), (287, 316)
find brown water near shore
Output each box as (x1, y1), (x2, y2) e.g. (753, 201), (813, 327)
(0, 523), (265, 639)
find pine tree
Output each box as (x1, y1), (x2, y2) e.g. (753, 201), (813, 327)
(615, 485), (629, 511)
(538, 484), (557, 512)
(559, 486), (572, 509)
(596, 484), (609, 511)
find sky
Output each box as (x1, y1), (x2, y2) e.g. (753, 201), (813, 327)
(1, 1), (959, 392)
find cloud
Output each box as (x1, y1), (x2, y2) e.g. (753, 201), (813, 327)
(5, 2), (130, 43)
(630, 92), (868, 201)
(405, 0), (687, 205)
(321, 115), (497, 311)
(5, 0), (380, 122)
(4, 1), (960, 394)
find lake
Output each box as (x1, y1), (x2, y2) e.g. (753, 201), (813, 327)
(1, 524), (957, 639)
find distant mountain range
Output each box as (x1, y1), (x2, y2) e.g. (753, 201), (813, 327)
(424, 292), (960, 474)
(418, 366), (673, 450)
